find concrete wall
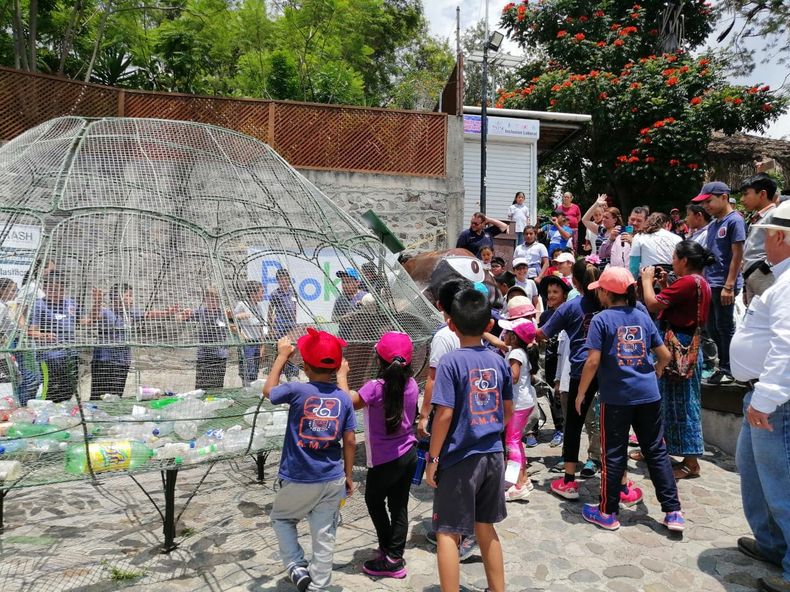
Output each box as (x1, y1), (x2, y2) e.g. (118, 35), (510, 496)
(298, 116), (465, 254)
(702, 408), (742, 457)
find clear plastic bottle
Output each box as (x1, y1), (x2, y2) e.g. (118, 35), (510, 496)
(154, 441), (196, 460)
(174, 420), (199, 440)
(0, 439), (27, 454)
(174, 443), (217, 465)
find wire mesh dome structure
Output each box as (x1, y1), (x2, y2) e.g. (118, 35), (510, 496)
(0, 116), (442, 488)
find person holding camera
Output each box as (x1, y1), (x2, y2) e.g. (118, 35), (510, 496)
(641, 241), (714, 480)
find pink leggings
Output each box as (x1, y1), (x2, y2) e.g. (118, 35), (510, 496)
(505, 406), (534, 467)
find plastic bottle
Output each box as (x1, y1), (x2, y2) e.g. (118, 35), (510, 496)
(101, 393), (121, 402)
(6, 423), (71, 440)
(149, 397), (180, 410)
(203, 397), (233, 413)
(9, 408), (35, 424)
(154, 441), (196, 460)
(174, 420), (199, 440)
(412, 439), (429, 485)
(175, 389), (205, 399)
(0, 439), (27, 454)
(174, 443), (217, 465)
(0, 396), (16, 421)
(64, 440), (154, 474)
(137, 386), (163, 401)
(0, 460), (23, 481)
(26, 439), (68, 453)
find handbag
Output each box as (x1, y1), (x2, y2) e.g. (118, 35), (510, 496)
(663, 275), (702, 382)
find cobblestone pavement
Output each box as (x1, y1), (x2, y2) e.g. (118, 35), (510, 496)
(0, 427), (781, 592)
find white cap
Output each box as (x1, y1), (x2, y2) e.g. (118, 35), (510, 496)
(512, 257), (528, 268)
(553, 252), (575, 264)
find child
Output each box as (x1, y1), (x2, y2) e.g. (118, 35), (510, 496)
(513, 225), (549, 280)
(90, 283), (178, 399)
(498, 317), (537, 501)
(268, 269), (300, 381)
(508, 192), (529, 246)
(478, 246), (494, 271)
(234, 280), (266, 386)
(511, 257), (540, 309)
(426, 286), (513, 592)
(576, 267), (684, 532)
(263, 329), (356, 592)
(341, 332), (417, 579)
(184, 287), (230, 390)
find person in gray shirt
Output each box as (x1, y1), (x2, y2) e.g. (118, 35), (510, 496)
(740, 173), (778, 304)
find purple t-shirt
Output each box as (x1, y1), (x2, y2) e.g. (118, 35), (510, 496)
(359, 377), (418, 467)
(431, 346), (513, 469)
(270, 381), (356, 483)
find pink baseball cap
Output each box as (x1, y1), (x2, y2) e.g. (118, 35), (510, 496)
(374, 331), (413, 365)
(588, 267), (636, 294)
(297, 328), (347, 369)
(499, 318), (537, 345)
(505, 296), (537, 319)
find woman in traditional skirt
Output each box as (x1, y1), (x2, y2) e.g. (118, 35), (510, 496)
(640, 241), (714, 479)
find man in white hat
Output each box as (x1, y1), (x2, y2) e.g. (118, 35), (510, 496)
(731, 200), (790, 592)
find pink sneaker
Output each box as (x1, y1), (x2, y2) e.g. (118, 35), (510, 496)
(620, 484), (644, 507)
(550, 477), (580, 500)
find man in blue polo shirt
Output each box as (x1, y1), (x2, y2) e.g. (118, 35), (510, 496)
(456, 212), (509, 258)
(691, 181), (746, 385)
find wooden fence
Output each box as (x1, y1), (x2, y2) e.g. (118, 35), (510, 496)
(0, 67), (448, 177)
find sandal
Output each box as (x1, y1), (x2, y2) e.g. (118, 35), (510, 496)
(628, 450), (644, 462)
(673, 464), (701, 480)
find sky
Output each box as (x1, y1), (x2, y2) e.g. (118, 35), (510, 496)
(423, 1), (790, 140)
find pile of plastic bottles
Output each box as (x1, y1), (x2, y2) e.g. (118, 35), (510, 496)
(0, 379), (290, 478)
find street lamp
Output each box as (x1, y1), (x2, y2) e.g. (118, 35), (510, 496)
(480, 30), (504, 215)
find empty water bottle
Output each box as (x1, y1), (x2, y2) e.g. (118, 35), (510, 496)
(0, 439), (27, 454)
(174, 420), (199, 440)
(412, 439), (429, 485)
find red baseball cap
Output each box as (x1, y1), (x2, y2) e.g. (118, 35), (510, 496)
(691, 181), (731, 203)
(375, 331), (413, 365)
(297, 328), (347, 370)
(588, 267), (636, 294)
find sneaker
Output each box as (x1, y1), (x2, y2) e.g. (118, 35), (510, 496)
(524, 479), (534, 492)
(458, 535), (478, 561)
(582, 504), (620, 530)
(288, 565), (311, 592)
(663, 511), (686, 532)
(505, 484), (530, 501)
(425, 530), (437, 547)
(550, 459), (565, 473)
(362, 555), (407, 579)
(620, 484), (643, 506)
(524, 434), (539, 448)
(580, 459), (600, 478)
(704, 370), (734, 386)
(550, 477), (580, 500)
(549, 431), (564, 447)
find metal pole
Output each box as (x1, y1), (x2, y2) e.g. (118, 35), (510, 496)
(162, 468), (178, 553)
(456, 6), (461, 57)
(480, 0), (490, 215)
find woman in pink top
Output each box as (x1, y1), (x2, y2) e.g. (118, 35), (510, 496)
(345, 332), (418, 579)
(559, 192), (582, 249)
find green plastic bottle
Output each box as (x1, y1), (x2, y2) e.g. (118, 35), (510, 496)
(64, 440), (154, 474)
(149, 397), (180, 410)
(7, 424), (71, 441)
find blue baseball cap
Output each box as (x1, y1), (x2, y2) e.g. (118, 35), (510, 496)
(336, 268), (360, 280)
(691, 181), (731, 202)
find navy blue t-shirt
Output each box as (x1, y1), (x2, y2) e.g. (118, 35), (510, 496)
(455, 226), (503, 257)
(270, 381), (356, 483)
(585, 306), (663, 405)
(431, 346), (513, 469)
(539, 294), (601, 378)
(704, 210), (746, 289)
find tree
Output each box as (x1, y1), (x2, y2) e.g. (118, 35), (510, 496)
(718, 1), (790, 74)
(498, 0), (788, 212)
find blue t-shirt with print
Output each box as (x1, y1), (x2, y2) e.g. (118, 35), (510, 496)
(539, 294), (601, 378)
(704, 210), (746, 289)
(270, 381), (356, 483)
(31, 297), (78, 361)
(93, 307), (144, 365)
(585, 306), (663, 405)
(431, 346), (513, 469)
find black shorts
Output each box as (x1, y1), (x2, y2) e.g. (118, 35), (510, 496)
(432, 452), (506, 536)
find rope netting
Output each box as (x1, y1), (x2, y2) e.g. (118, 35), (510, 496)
(0, 116), (442, 487)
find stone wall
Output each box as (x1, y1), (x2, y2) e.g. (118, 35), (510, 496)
(298, 117), (465, 255)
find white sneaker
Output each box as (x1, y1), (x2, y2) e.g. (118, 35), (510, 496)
(505, 484), (530, 501)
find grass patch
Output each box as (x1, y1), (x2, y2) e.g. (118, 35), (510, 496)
(101, 560), (145, 582)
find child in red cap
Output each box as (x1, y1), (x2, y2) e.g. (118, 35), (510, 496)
(575, 267), (684, 533)
(263, 328), (357, 592)
(338, 331), (418, 580)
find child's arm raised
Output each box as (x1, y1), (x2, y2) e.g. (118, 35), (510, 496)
(342, 429), (356, 497)
(652, 344), (671, 378)
(336, 358), (364, 410)
(425, 405), (452, 488)
(262, 336), (295, 399)
(575, 349), (601, 415)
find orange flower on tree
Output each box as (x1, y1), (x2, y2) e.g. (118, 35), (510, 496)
(666, 77), (679, 86)
(614, 39), (624, 47)
(596, 41), (606, 47)
(594, 10), (605, 17)
(645, 156), (656, 163)
(575, 33), (586, 41)
(669, 159), (680, 166)
(687, 163), (700, 170)
(557, 30), (568, 38)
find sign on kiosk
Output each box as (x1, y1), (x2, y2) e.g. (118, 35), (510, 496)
(0, 222), (42, 286)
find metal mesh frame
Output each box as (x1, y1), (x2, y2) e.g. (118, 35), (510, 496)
(0, 116), (442, 487)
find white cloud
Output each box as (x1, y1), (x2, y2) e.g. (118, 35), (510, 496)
(424, 2), (789, 139)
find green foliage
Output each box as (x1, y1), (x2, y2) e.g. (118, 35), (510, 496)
(0, 0), (453, 108)
(497, 0), (788, 212)
(717, 1), (790, 73)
